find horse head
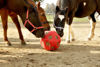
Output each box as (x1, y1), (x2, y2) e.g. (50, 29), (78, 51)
(54, 6), (68, 37)
(37, 2), (50, 31)
(21, 0), (45, 38)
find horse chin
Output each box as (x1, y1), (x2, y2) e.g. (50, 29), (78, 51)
(44, 26), (50, 31)
(34, 29), (45, 38)
(58, 32), (64, 37)
(35, 33), (44, 38)
(56, 29), (64, 37)
(59, 34), (63, 37)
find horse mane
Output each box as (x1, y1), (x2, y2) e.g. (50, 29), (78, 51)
(27, 0), (36, 7)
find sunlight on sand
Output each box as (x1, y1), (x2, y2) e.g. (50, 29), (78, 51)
(0, 60), (9, 63)
(90, 51), (100, 54)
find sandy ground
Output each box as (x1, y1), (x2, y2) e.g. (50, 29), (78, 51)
(0, 21), (100, 67)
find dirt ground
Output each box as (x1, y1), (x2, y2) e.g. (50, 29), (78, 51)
(0, 21), (100, 67)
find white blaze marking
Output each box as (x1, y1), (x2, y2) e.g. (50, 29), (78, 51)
(58, 15), (64, 20)
(83, 2), (86, 6)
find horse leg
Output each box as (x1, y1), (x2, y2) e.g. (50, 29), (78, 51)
(66, 24), (75, 43)
(70, 26), (75, 41)
(9, 12), (26, 45)
(1, 10), (11, 46)
(88, 12), (96, 40)
(66, 13), (75, 43)
(66, 24), (71, 43)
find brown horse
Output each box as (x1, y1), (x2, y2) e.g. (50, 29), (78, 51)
(0, 1), (50, 45)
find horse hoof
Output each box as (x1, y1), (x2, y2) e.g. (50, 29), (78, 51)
(5, 41), (11, 46)
(21, 41), (26, 45)
(67, 40), (70, 43)
(88, 38), (91, 41)
(8, 43), (12, 46)
(72, 39), (75, 41)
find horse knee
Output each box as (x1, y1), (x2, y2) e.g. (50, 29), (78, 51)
(2, 23), (8, 30)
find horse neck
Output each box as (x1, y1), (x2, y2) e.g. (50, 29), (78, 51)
(61, 0), (67, 9)
(19, 12), (26, 24)
(56, 0), (61, 7)
(57, 0), (70, 9)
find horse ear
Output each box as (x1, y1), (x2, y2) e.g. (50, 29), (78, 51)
(56, 6), (60, 12)
(37, 2), (40, 8)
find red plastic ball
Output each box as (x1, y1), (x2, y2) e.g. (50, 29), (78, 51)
(40, 31), (61, 51)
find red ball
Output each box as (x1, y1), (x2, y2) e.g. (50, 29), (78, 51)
(40, 31), (61, 51)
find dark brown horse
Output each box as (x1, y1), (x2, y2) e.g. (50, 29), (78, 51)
(54, 0), (100, 43)
(0, 0), (45, 45)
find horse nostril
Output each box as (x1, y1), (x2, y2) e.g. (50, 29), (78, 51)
(59, 33), (63, 37)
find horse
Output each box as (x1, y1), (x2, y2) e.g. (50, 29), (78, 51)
(0, 1), (50, 45)
(0, 0), (45, 45)
(54, 0), (100, 43)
